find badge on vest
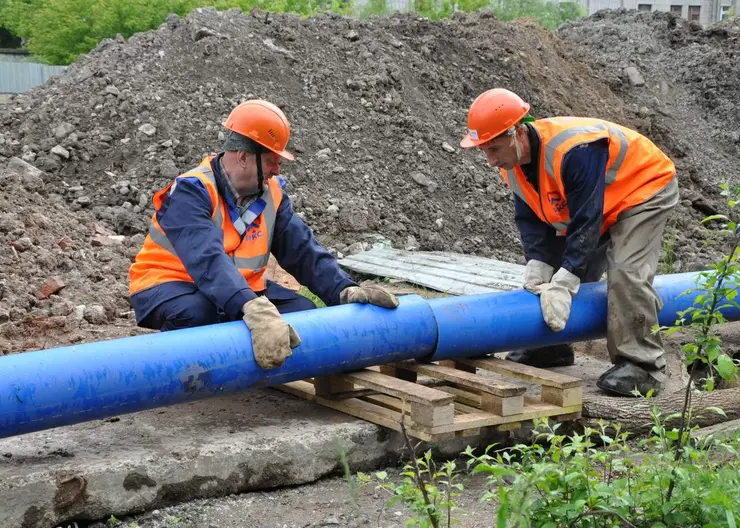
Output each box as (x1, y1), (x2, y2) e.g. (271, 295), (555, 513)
(547, 192), (568, 213)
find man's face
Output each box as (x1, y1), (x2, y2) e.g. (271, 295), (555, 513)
(478, 133), (519, 171)
(232, 151), (282, 195)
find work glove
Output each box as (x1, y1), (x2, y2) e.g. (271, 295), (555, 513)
(523, 259), (554, 293)
(242, 297), (301, 369)
(532, 267), (580, 332)
(340, 284), (399, 309)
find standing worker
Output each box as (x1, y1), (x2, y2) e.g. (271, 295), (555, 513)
(460, 88), (679, 397)
(129, 99), (399, 369)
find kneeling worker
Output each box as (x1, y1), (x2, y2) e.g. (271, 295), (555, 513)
(129, 100), (398, 369)
(460, 88), (679, 397)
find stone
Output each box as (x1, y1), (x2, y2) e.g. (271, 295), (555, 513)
(8, 158), (44, 190)
(51, 145), (70, 159)
(339, 207), (369, 232)
(159, 159), (179, 178)
(138, 124), (156, 136)
(38, 276), (66, 300)
(346, 241), (369, 255)
(315, 148), (332, 160)
(410, 171), (436, 190)
(52, 122), (76, 140)
(83, 305), (108, 325)
(624, 66), (646, 87)
(11, 237), (32, 252)
(441, 142), (455, 153)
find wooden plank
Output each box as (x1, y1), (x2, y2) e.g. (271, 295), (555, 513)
(314, 375), (355, 397)
(457, 357), (582, 389)
(496, 422), (522, 432)
(391, 361), (527, 397)
(411, 402), (455, 427)
(480, 392), (524, 417)
(379, 364), (417, 383)
(341, 370), (454, 406)
(279, 380), (318, 399)
(425, 403), (583, 434)
(277, 382), (581, 439)
(541, 386), (583, 407)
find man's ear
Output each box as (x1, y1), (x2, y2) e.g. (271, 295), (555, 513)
(237, 150), (252, 167)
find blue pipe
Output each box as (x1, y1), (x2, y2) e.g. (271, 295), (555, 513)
(0, 271), (733, 439)
(430, 271), (727, 361)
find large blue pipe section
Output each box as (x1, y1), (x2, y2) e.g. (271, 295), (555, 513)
(0, 271), (734, 439)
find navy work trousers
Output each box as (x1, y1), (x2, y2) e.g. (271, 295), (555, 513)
(143, 280), (317, 332)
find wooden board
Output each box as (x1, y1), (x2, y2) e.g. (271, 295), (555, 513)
(274, 357), (583, 442)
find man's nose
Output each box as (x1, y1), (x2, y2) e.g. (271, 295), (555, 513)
(485, 152), (498, 167)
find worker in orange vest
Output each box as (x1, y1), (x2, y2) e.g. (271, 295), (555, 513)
(461, 88), (679, 397)
(129, 100), (398, 369)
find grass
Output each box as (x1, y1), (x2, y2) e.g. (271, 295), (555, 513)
(298, 286), (326, 308)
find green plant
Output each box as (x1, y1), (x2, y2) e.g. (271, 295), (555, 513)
(297, 285), (326, 307)
(650, 182), (740, 502)
(659, 232), (677, 274)
(165, 515), (182, 527)
(466, 415), (740, 527)
(335, 436), (361, 516)
(359, 422), (463, 527)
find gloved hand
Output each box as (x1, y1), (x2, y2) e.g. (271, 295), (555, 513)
(523, 259), (554, 293)
(532, 267), (580, 332)
(242, 297), (301, 369)
(340, 283), (399, 308)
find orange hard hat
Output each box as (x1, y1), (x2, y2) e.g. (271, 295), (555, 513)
(223, 99), (295, 161)
(460, 89), (530, 148)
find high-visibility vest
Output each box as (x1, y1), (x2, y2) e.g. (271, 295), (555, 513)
(129, 156), (283, 295)
(500, 117), (675, 235)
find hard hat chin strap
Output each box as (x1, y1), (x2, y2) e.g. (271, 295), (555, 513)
(255, 150), (264, 195)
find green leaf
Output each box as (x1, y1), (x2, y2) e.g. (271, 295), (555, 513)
(375, 471), (387, 480)
(728, 509), (738, 528)
(702, 214), (730, 224)
(716, 354), (738, 381)
(705, 406), (727, 417)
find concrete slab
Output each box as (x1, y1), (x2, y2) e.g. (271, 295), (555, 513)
(0, 388), (508, 528)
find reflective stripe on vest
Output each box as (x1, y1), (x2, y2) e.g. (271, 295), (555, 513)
(146, 167), (279, 274)
(231, 189), (279, 271)
(146, 167), (224, 257)
(501, 117), (675, 236)
(505, 162), (570, 233)
(543, 123), (628, 186)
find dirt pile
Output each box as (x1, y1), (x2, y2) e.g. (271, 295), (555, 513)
(559, 9), (740, 267)
(0, 8), (738, 352)
(0, 158), (141, 353)
(0, 7), (629, 264)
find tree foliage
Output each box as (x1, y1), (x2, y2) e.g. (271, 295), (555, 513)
(491, 0), (585, 30)
(0, 0), (585, 65)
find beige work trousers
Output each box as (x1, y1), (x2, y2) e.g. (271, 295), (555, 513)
(593, 177), (680, 381)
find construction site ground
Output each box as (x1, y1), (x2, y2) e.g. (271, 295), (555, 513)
(1, 5), (740, 527)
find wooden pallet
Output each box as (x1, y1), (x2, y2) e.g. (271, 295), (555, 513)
(275, 356), (583, 442)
